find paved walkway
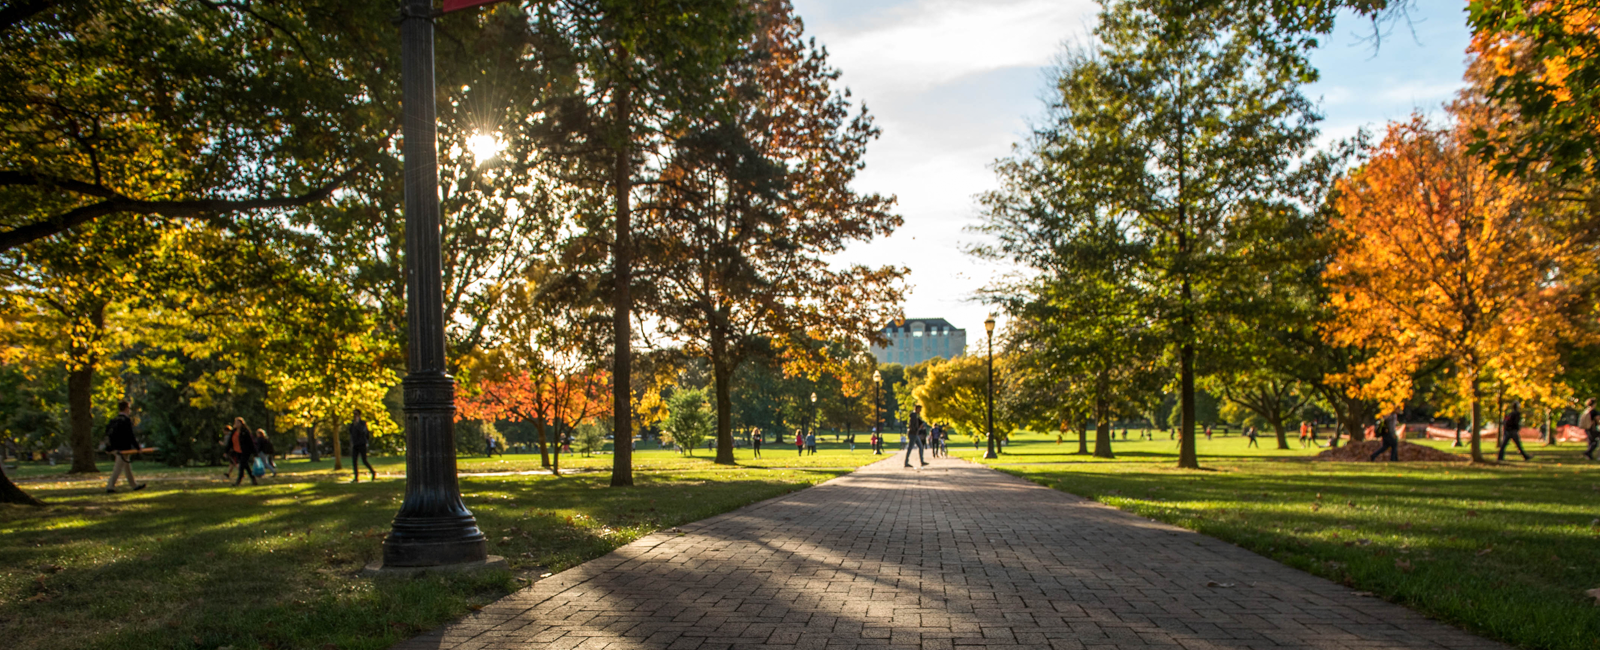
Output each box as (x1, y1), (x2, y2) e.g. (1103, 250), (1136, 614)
(396, 456), (1505, 650)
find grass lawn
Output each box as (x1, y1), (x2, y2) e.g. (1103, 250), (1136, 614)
(946, 429), (1600, 650)
(0, 441), (885, 650)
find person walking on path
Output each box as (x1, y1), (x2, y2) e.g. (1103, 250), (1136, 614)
(350, 410), (376, 482)
(104, 400), (146, 493)
(752, 430), (762, 458)
(904, 405), (928, 468)
(1369, 412), (1399, 462)
(1498, 400), (1532, 461)
(229, 417), (260, 486)
(1245, 426), (1260, 448)
(1582, 398), (1600, 461)
(254, 429), (278, 477)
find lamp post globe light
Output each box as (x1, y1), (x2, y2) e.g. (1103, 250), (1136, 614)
(873, 369), (883, 455)
(983, 314), (997, 460)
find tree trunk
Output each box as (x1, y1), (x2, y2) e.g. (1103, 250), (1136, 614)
(1093, 389), (1114, 459)
(610, 79), (634, 488)
(1543, 408), (1556, 446)
(1173, 69), (1198, 471)
(535, 420), (551, 468)
(66, 363), (98, 474)
(308, 424), (320, 463)
(1469, 392), (1484, 463)
(1273, 420), (1290, 450)
(712, 367), (734, 464)
(1077, 417), (1089, 455)
(1177, 341), (1198, 468)
(551, 423), (561, 477)
(0, 463), (42, 506)
(332, 418), (343, 471)
(711, 327), (735, 464)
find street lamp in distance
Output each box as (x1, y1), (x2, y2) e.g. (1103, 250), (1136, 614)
(872, 369), (883, 455)
(983, 314), (997, 460)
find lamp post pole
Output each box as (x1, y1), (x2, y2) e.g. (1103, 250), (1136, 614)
(873, 369), (882, 455)
(380, 0), (489, 569)
(983, 314), (997, 460)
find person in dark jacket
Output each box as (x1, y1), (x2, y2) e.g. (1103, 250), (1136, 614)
(349, 410), (375, 482)
(104, 401), (146, 493)
(1497, 400), (1531, 462)
(229, 417), (259, 486)
(903, 405), (928, 468)
(254, 429), (277, 477)
(1369, 412), (1400, 462)
(1581, 398), (1600, 461)
(752, 429), (762, 458)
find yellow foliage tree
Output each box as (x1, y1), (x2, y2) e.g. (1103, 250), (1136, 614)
(1324, 116), (1579, 462)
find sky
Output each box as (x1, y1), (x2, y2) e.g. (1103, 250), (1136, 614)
(794, 0), (1474, 340)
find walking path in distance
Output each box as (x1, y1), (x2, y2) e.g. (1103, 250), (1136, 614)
(396, 456), (1505, 650)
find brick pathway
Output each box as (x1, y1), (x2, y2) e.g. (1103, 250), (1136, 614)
(395, 456), (1505, 650)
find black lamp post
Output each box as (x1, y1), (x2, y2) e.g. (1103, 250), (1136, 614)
(809, 391), (817, 439)
(379, 0), (489, 569)
(983, 314), (997, 460)
(873, 369), (882, 455)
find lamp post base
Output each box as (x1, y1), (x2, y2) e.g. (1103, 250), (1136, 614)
(362, 554), (507, 578)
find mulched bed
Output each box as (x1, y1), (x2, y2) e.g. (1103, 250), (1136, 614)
(1312, 440), (1466, 462)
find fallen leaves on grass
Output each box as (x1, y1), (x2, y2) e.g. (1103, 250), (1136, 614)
(1477, 548), (1493, 556)
(1312, 441), (1464, 462)
(1585, 588), (1600, 605)
(1395, 559), (1414, 573)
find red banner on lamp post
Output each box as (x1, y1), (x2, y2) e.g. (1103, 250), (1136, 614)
(442, 0), (504, 13)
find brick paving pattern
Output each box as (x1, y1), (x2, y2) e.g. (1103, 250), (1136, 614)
(395, 456), (1505, 650)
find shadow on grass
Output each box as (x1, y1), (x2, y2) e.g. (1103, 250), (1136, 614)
(0, 467), (850, 650)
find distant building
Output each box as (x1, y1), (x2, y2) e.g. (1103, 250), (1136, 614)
(870, 318), (966, 367)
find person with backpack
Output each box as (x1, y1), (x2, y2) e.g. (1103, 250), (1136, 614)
(1498, 400), (1532, 462)
(228, 417), (260, 486)
(350, 410), (376, 482)
(1580, 398), (1600, 461)
(254, 429), (278, 477)
(104, 400), (146, 493)
(795, 431), (804, 456)
(1369, 412), (1399, 462)
(1245, 426), (1260, 448)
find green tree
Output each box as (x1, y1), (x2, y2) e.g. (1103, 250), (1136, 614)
(0, 0), (390, 251)
(642, 1), (903, 464)
(1017, 0), (1325, 468)
(662, 387), (712, 456)
(523, 0), (750, 486)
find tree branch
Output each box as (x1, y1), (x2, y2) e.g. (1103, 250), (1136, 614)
(0, 0), (55, 33)
(0, 166), (361, 252)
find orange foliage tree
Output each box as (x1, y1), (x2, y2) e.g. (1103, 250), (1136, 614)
(456, 369), (609, 475)
(1323, 117), (1580, 462)
(1469, 0), (1599, 181)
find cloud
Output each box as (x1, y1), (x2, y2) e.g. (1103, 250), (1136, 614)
(816, 0), (1098, 97)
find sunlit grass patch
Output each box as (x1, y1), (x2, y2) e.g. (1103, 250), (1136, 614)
(977, 431), (1600, 650)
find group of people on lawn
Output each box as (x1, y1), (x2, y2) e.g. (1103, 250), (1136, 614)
(104, 407), (379, 493)
(1346, 397), (1600, 463)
